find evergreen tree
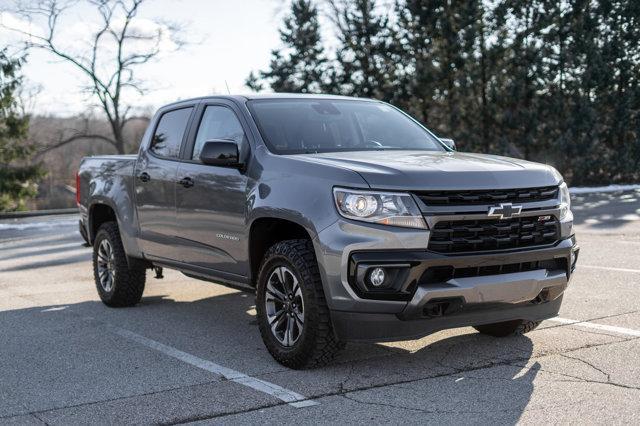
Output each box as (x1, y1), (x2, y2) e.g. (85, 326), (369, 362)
(496, 0), (640, 184)
(396, 0), (485, 144)
(329, 0), (399, 101)
(491, 0), (551, 160)
(0, 50), (44, 212)
(246, 0), (333, 93)
(576, 0), (640, 184)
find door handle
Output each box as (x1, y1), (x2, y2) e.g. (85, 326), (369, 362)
(138, 172), (150, 183)
(178, 177), (194, 188)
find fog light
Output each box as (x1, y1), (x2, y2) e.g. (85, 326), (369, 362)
(369, 267), (386, 287)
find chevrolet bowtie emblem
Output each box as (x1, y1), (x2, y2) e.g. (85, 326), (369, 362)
(487, 203), (522, 219)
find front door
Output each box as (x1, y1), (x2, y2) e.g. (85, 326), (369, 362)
(175, 104), (249, 276)
(135, 106), (194, 260)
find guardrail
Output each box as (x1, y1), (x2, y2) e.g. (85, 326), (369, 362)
(0, 208), (78, 219)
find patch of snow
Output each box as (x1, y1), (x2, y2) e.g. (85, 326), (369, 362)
(0, 219), (77, 231)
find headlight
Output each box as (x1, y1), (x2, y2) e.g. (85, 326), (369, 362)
(333, 188), (427, 229)
(559, 182), (571, 220)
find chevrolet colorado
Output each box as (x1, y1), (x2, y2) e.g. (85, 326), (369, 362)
(77, 94), (579, 368)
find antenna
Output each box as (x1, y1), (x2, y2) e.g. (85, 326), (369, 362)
(224, 80), (231, 95)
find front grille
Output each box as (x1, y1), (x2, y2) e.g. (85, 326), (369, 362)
(415, 186), (558, 206)
(420, 258), (567, 285)
(428, 215), (560, 253)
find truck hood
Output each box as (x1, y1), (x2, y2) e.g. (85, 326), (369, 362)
(294, 150), (560, 191)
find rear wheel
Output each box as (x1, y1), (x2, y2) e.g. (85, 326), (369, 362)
(93, 222), (146, 307)
(256, 239), (344, 369)
(474, 319), (540, 337)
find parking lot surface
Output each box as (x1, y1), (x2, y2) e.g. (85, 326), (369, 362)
(1, 191), (639, 425)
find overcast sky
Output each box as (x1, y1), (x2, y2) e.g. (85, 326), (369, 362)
(0, 0), (308, 116)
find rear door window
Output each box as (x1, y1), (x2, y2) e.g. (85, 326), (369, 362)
(150, 107), (193, 158)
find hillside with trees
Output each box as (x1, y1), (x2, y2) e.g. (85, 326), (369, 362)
(0, 0), (178, 211)
(27, 114), (150, 209)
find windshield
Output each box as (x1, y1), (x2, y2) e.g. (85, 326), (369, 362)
(247, 99), (445, 155)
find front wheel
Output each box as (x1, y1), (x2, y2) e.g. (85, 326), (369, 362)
(93, 222), (146, 307)
(474, 320), (541, 337)
(256, 239), (344, 369)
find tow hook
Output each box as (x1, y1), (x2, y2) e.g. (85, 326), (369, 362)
(423, 298), (464, 318)
(154, 267), (164, 279)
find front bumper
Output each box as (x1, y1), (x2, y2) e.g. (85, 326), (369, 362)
(332, 296), (565, 342)
(315, 218), (578, 342)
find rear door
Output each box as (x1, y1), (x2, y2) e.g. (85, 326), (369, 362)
(134, 105), (194, 260)
(174, 101), (250, 276)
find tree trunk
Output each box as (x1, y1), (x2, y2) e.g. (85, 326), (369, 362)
(110, 120), (126, 154)
(479, 16), (490, 153)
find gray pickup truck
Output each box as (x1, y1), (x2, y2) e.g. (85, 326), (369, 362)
(77, 94), (579, 368)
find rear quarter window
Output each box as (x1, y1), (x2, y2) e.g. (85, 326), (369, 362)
(150, 107), (193, 158)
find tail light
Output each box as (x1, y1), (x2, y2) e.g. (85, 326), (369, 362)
(75, 172), (81, 205)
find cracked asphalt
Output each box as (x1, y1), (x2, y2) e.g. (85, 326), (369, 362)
(1, 190), (639, 425)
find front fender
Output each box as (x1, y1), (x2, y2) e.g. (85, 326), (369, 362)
(246, 147), (370, 239)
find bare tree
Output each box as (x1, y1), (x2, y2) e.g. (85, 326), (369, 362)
(2, 0), (184, 154)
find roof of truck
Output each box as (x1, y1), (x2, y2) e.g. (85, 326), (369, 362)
(240, 93), (369, 100)
(161, 93), (378, 108)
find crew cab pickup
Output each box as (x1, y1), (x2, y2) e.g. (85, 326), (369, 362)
(77, 94), (579, 368)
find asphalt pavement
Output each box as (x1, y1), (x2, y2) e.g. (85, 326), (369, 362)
(0, 191), (639, 425)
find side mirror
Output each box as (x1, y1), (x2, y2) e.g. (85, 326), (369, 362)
(440, 138), (456, 151)
(199, 139), (241, 167)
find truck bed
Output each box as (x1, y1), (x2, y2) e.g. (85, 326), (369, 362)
(77, 154), (140, 255)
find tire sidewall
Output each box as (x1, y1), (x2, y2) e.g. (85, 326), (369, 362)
(92, 222), (145, 307)
(256, 251), (319, 362)
(93, 227), (117, 302)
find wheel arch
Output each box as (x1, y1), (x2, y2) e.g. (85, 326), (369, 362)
(88, 201), (118, 244)
(89, 201), (150, 269)
(248, 217), (313, 286)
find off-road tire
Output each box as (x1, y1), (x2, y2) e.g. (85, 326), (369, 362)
(474, 320), (541, 337)
(93, 221), (146, 307)
(256, 239), (344, 369)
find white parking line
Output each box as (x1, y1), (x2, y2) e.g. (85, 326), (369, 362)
(112, 327), (319, 408)
(581, 265), (640, 274)
(41, 306), (68, 312)
(549, 317), (640, 337)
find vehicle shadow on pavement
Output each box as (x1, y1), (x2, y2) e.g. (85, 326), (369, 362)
(0, 287), (539, 422)
(571, 191), (640, 229)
